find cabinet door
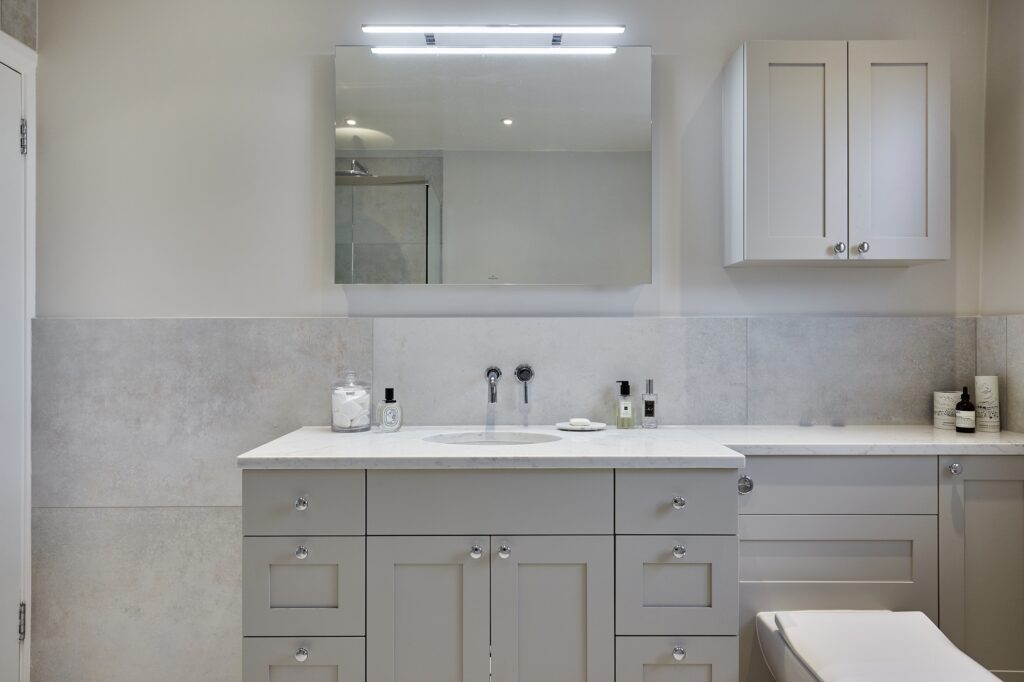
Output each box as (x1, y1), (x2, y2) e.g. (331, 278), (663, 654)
(242, 637), (364, 682)
(745, 41), (848, 261)
(491, 536), (614, 682)
(940, 456), (1024, 680)
(616, 636), (738, 682)
(849, 41), (950, 261)
(366, 537), (490, 682)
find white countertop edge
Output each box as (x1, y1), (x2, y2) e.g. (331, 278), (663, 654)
(236, 455), (745, 470)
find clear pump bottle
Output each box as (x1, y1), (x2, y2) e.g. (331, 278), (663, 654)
(616, 380), (634, 429)
(641, 379), (658, 429)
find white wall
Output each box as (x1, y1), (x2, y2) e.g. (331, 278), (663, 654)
(980, 0), (1024, 315)
(441, 151), (651, 284)
(36, 0), (989, 317)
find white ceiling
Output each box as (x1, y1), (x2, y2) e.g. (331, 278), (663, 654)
(334, 46), (651, 152)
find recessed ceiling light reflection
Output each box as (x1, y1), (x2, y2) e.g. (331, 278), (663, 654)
(502, 118), (513, 126)
(345, 119), (358, 126)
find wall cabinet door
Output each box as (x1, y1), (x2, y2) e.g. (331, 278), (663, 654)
(742, 40), (849, 262)
(849, 41), (950, 261)
(939, 456), (1024, 681)
(490, 536), (614, 682)
(366, 536), (490, 682)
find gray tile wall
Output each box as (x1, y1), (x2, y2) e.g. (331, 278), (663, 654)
(31, 315), (991, 681)
(977, 315), (1024, 432)
(0, 0), (36, 49)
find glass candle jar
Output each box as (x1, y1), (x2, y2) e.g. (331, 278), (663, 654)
(331, 370), (371, 433)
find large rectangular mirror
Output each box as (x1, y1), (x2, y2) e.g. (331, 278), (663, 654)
(334, 46), (652, 285)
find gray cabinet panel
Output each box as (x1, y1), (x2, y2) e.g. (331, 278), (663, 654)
(738, 514), (937, 682)
(617, 470), (737, 535)
(939, 455), (1024, 679)
(243, 537), (365, 636)
(617, 536), (738, 636)
(616, 636), (739, 682)
(491, 536), (614, 682)
(367, 469), (612, 534)
(242, 637), (364, 682)
(367, 536), (490, 682)
(244, 470), (365, 536)
(738, 456), (936, 515)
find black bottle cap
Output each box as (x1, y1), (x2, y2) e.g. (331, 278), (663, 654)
(385, 387), (396, 403)
(617, 380), (631, 397)
(961, 386), (970, 400)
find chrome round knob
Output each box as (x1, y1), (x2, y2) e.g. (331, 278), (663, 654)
(294, 546), (309, 560)
(948, 462), (963, 476)
(294, 647), (309, 662)
(498, 544), (512, 560)
(672, 545), (687, 559)
(858, 241), (870, 254)
(469, 545), (483, 560)
(738, 475), (754, 495)
(672, 646), (686, 662)
(834, 241), (847, 254)
(672, 497), (686, 510)
(294, 497), (309, 511)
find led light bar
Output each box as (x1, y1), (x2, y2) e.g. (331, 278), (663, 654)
(370, 46), (617, 55)
(362, 25), (625, 35)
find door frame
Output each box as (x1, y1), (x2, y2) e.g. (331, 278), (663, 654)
(0, 29), (36, 682)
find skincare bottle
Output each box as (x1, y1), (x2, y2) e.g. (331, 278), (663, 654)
(616, 380), (634, 429)
(377, 387), (403, 433)
(641, 379), (658, 429)
(955, 386), (976, 434)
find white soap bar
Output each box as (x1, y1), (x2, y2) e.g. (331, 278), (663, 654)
(569, 418), (592, 427)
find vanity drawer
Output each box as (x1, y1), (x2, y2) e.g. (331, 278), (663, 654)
(616, 469), (737, 534)
(616, 535), (738, 635)
(367, 469), (612, 534)
(616, 636), (739, 682)
(242, 637), (364, 681)
(243, 470), (365, 536)
(243, 536), (365, 636)
(737, 456), (936, 515)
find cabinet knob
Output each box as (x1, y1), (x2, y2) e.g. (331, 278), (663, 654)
(738, 475), (754, 495)
(672, 497), (687, 510)
(469, 545), (483, 560)
(858, 241), (871, 254)
(294, 546), (309, 560)
(948, 462), (963, 476)
(294, 497), (309, 511)
(834, 241), (847, 254)
(498, 544), (512, 560)
(672, 646), (687, 662)
(672, 545), (687, 559)
(294, 648), (309, 663)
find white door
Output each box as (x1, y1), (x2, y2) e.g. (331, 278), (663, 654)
(744, 41), (849, 261)
(848, 41), (950, 261)
(0, 59), (27, 681)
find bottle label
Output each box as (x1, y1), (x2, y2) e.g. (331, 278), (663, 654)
(382, 406), (402, 429)
(619, 402), (631, 418)
(644, 400), (656, 418)
(955, 410), (975, 429)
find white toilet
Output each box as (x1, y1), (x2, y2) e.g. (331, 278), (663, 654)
(756, 610), (1000, 682)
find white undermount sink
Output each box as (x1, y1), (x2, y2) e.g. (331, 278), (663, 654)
(425, 431), (562, 446)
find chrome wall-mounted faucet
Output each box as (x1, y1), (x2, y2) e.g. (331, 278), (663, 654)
(486, 366), (502, 404)
(515, 364), (534, 403)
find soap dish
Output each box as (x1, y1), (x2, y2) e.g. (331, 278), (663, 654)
(556, 421), (607, 432)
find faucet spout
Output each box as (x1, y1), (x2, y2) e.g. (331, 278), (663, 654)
(486, 367), (502, 404)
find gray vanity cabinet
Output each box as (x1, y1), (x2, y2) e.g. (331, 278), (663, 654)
(616, 636), (739, 682)
(491, 536), (614, 682)
(939, 455), (1024, 681)
(366, 536), (491, 682)
(242, 637), (365, 682)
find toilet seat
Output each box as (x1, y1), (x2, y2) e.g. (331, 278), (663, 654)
(755, 610), (1000, 682)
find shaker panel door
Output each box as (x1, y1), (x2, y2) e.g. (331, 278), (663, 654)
(745, 40), (848, 261)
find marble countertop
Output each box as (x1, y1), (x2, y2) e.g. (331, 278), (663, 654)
(237, 425), (745, 469)
(237, 424), (1024, 469)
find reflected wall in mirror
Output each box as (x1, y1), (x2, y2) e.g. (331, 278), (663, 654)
(334, 46), (652, 285)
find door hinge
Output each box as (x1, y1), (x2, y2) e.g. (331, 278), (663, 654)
(18, 603), (25, 641)
(19, 118), (28, 155)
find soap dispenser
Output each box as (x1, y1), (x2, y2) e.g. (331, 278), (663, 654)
(616, 380), (634, 429)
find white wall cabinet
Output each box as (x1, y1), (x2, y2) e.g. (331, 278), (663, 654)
(939, 456), (1024, 681)
(724, 40), (950, 265)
